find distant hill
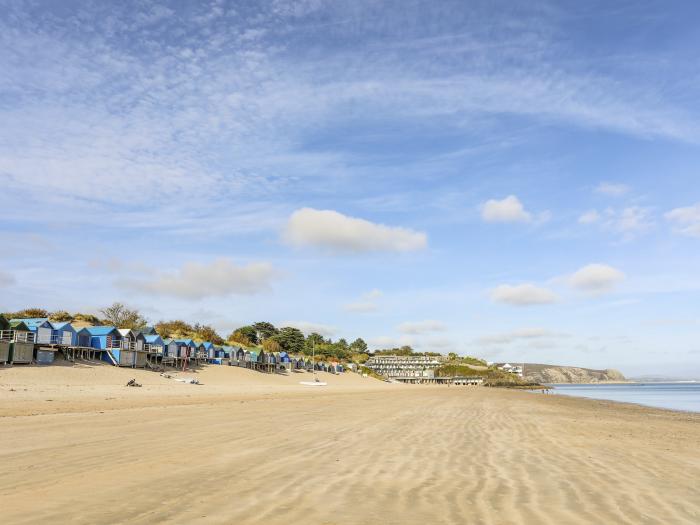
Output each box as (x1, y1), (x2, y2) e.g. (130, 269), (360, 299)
(522, 363), (626, 384)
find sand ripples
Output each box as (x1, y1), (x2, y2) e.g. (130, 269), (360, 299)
(0, 388), (698, 524)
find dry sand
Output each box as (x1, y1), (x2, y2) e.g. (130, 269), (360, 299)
(1, 361), (698, 524)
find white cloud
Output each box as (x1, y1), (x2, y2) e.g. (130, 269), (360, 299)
(578, 209), (600, 224)
(343, 301), (379, 313)
(490, 283), (558, 306)
(280, 321), (336, 337)
(568, 264), (625, 294)
(398, 320), (448, 334)
(0, 270), (16, 287)
(596, 182), (630, 196)
(582, 207), (654, 239)
(665, 203), (700, 237)
(614, 207), (653, 237)
(481, 195), (532, 223)
(343, 289), (383, 313)
(117, 258), (276, 300)
(477, 328), (567, 345)
(283, 208), (427, 253)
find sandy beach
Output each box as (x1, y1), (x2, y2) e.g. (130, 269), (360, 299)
(1, 363), (698, 525)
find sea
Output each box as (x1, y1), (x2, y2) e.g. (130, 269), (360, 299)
(549, 382), (700, 413)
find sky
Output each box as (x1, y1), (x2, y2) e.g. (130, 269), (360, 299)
(1, 0), (700, 377)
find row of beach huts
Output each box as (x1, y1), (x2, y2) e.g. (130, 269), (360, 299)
(0, 316), (346, 374)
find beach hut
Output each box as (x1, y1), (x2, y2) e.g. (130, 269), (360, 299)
(8, 320), (35, 364)
(133, 332), (147, 352)
(75, 327), (92, 347)
(221, 345), (234, 361)
(175, 339), (196, 360)
(130, 331), (149, 367)
(0, 315), (10, 364)
(144, 334), (164, 356)
(244, 350), (259, 369)
(234, 347), (246, 366)
(114, 329), (139, 367)
(12, 318), (53, 344)
(83, 326), (128, 365)
(203, 341), (215, 359)
(50, 321), (77, 346)
(163, 338), (179, 359)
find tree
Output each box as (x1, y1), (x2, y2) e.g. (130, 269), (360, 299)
(252, 321), (278, 342)
(192, 323), (224, 345)
(6, 308), (49, 319)
(350, 337), (368, 353)
(228, 330), (252, 347)
(49, 310), (73, 322)
(351, 353), (369, 364)
(263, 338), (281, 353)
(100, 302), (148, 329)
(155, 320), (193, 339)
(305, 332), (326, 351)
(274, 327), (305, 354)
(448, 352), (458, 361)
(232, 325), (258, 345)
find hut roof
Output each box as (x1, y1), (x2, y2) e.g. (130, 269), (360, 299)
(11, 318), (50, 330)
(9, 320), (30, 331)
(50, 321), (75, 331)
(85, 326), (119, 336)
(145, 334), (164, 344)
(203, 342), (214, 350)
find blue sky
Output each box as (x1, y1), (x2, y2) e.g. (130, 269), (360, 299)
(1, 0), (700, 376)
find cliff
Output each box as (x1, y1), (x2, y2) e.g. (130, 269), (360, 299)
(523, 364), (626, 384)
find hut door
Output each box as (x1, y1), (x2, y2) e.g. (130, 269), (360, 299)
(62, 332), (72, 345)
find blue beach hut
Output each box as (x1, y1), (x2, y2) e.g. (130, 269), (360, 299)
(12, 318), (53, 344)
(163, 338), (179, 358)
(203, 341), (215, 359)
(144, 334), (164, 355)
(50, 321), (77, 346)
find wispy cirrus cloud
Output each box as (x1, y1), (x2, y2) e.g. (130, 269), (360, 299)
(665, 203), (700, 237)
(398, 320), (448, 334)
(343, 289), (383, 313)
(595, 182), (630, 196)
(476, 328), (569, 346)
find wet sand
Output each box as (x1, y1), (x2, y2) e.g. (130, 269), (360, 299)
(1, 363), (698, 524)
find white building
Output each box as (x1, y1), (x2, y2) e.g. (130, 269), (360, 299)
(364, 355), (444, 379)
